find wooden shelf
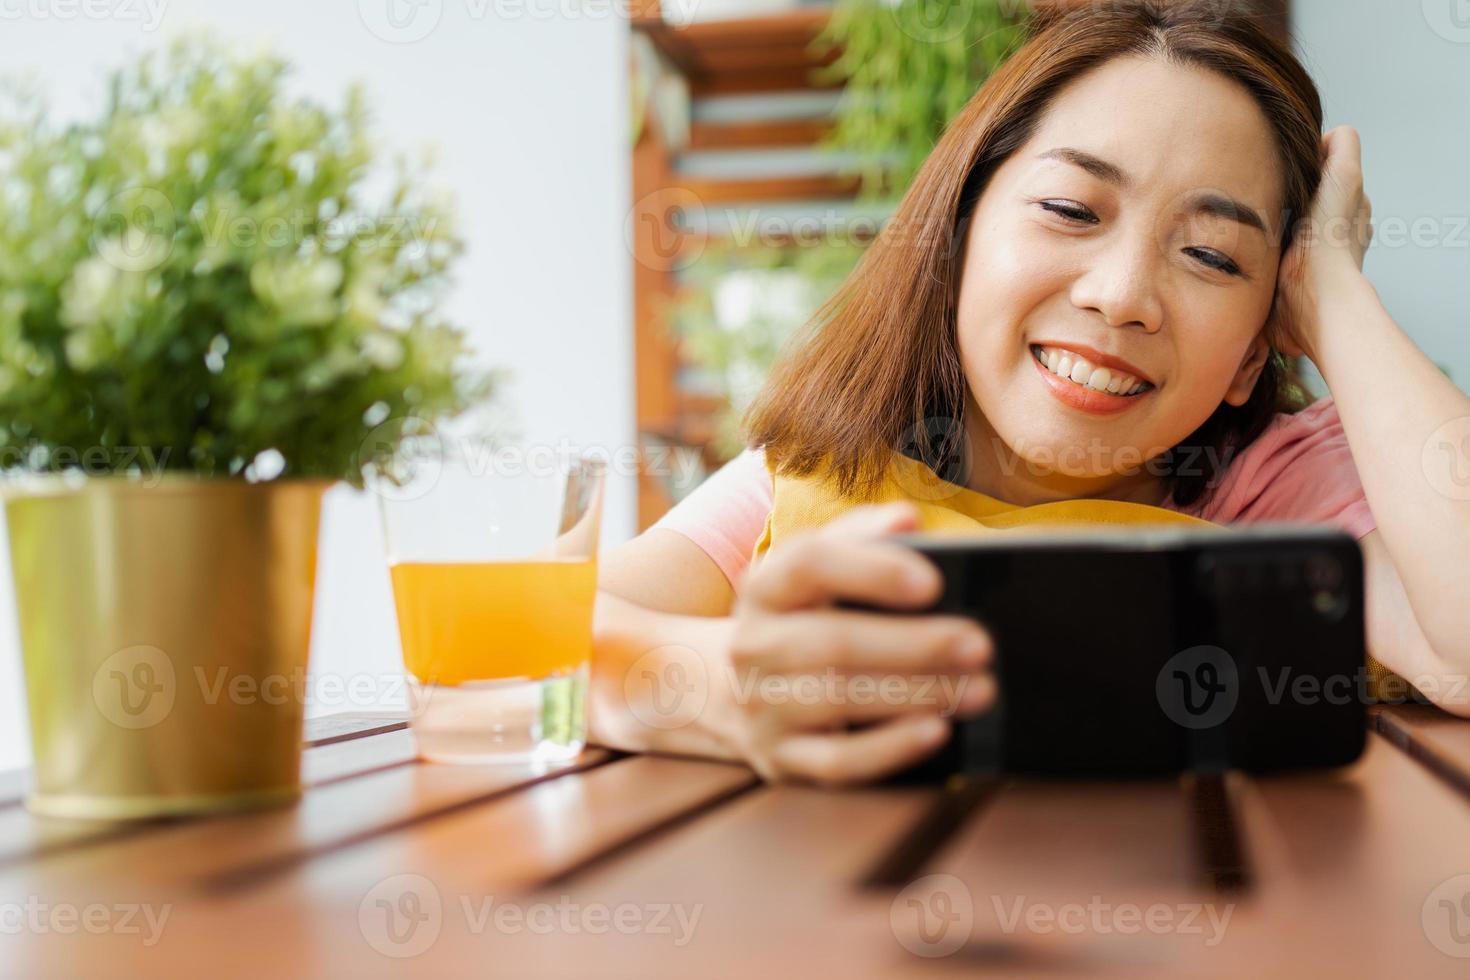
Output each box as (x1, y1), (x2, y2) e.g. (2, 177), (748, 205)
(676, 173), (860, 205)
(688, 118), (834, 150)
(633, 8), (840, 96)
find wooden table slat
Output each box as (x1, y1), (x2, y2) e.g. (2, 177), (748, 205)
(1372, 703), (1470, 798)
(0, 712), (412, 814)
(303, 712), (410, 747)
(241, 755), (759, 898)
(1, 749), (616, 893)
(0, 726), (413, 870)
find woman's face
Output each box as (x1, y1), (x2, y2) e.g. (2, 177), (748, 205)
(956, 54), (1286, 501)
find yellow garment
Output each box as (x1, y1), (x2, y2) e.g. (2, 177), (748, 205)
(753, 450), (1216, 559)
(751, 449), (1401, 702)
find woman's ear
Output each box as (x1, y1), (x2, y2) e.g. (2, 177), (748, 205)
(1223, 331), (1272, 407)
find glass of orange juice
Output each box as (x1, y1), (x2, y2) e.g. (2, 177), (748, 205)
(375, 444), (605, 764)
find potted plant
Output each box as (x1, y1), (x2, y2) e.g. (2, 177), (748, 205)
(0, 40), (490, 818)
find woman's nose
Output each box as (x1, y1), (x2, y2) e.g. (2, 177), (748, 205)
(1067, 234), (1164, 333)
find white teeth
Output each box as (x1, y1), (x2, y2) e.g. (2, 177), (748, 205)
(1033, 345), (1150, 396)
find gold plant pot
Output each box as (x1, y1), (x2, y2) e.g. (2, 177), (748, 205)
(6, 477), (330, 820)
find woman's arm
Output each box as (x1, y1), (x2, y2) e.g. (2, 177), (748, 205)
(590, 528), (741, 757)
(1273, 127), (1470, 710)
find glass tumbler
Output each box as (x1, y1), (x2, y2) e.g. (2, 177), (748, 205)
(375, 446), (605, 764)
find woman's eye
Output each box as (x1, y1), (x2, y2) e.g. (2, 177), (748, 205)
(1183, 246), (1243, 277)
(1037, 200), (1098, 224)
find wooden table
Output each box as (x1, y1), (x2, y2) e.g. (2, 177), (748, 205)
(4, 706), (1470, 977)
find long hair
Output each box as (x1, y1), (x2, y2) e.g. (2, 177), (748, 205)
(743, 0), (1320, 509)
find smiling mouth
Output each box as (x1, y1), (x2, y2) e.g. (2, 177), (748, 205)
(1030, 345), (1155, 397)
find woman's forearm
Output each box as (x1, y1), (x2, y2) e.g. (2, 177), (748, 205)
(587, 590), (739, 760)
(1308, 274), (1470, 666)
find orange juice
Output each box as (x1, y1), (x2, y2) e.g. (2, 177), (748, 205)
(388, 560), (596, 686)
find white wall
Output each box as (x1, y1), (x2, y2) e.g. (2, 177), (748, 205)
(0, 0), (633, 771)
(1292, 0), (1470, 386)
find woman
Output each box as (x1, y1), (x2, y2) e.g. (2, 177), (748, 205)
(591, 0), (1470, 784)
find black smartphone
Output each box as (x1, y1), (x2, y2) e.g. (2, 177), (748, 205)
(875, 525), (1368, 778)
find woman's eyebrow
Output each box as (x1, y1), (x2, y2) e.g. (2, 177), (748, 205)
(1036, 146), (1268, 236)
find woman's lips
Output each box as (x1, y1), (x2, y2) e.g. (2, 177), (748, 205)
(1031, 349), (1155, 415)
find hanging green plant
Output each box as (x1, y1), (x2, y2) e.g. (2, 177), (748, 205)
(815, 0), (1028, 198)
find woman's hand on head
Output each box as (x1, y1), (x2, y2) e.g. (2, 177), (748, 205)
(1267, 124), (1375, 360)
(716, 501), (996, 786)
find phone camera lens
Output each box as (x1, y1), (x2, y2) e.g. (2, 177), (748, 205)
(1312, 588), (1348, 622)
(1306, 554), (1344, 591)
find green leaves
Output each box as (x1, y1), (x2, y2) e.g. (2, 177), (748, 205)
(0, 37), (491, 486)
(816, 0), (1027, 199)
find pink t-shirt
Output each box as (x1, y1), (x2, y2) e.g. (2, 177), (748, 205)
(652, 396), (1377, 588)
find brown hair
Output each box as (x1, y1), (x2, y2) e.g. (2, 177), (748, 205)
(743, 0), (1320, 509)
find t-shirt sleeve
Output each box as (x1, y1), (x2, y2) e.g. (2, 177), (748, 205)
(650, 447), (774, 588)
(1197, 396), (1377, 539)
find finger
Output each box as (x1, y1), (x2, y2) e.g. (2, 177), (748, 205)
(738, 609), (991, 674)
(748, 672), (995, 728)
(770, 713), (952, 786)
(744, 528), (942, 614)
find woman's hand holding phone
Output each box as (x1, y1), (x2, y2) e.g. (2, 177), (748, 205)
(714, 502), (996, 785)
